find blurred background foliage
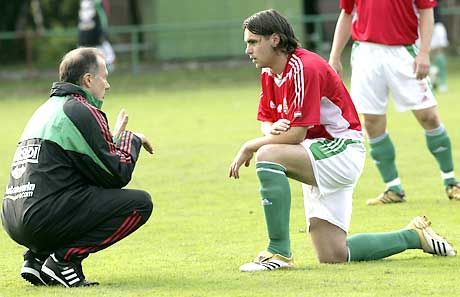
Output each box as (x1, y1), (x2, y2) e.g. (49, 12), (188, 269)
(0, 0), (79, 64)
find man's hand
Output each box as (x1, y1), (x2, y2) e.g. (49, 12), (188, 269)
(270, 119), (291, 135)
(134, 132), (154, 155)
(229, 144), (254, 179)
(328, 57), (343, 77)
(113, 109), (128, 140)
(414, 51), (430, 80)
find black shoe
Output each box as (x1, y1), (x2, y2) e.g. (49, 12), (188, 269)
(41, 254), (99, 288)
(21, 252), (55, 286)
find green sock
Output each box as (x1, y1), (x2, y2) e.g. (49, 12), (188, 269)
(256, 162), (291, 258)
(425, 125), (455, 186)
(347, 229), (421, 261)
(369, 134), (403, 193)
(433, 52), (447, 87)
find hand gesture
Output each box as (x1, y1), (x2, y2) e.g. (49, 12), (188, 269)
(229, 145), (253, 179)
(270, 119), (291, 135)
(134, 132), (154, 155)
(113, 109), (128, 140)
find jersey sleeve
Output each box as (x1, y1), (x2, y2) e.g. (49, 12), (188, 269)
(64, 98), (142, 188)
(289, 64), (321, 127)
(340, 0), (355, 14)
(416, 0), (437, 9)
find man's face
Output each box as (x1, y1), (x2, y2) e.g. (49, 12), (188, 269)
(87, 57), (110, 100)
(244, 28), (277, 69)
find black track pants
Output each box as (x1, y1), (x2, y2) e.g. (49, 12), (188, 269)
(2, 187), (153, 262)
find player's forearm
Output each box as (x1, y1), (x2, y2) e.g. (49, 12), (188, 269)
(244, 126), (307, 152)
(261, 121), (273, 136)
(418, 8), (434, 55)
(329, 10), (352, 60)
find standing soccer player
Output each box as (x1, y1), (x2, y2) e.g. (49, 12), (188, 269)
(229, 9), (455, 271)
(2, 48), (153, 287)
(429, 2), (449, 92)
(329, 0), (460, 205)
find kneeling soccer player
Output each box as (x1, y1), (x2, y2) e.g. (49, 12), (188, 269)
(229, 9), (456, 271)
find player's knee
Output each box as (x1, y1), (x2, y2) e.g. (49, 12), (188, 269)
(317, 249), (348, 264)
(132, 190), (153, 218)
(418, 112), (440, 128)
(363, 119), (384, 137)
(256, 144), (280, 163)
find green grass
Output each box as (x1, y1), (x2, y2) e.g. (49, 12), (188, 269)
(1, 58), (460, 297)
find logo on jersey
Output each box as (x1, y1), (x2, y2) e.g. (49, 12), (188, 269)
(5, 182), (36, 200)
(11, 144), (41, 179)
(277, 104), (282, 113)
(270, 100), (276, 109)
(294, 111), (302, 118)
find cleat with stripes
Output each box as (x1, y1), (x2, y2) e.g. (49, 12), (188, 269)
(240, 251), (293, 272)
(406, 216), (456, 257)
(41, 254), (99, 288)
(366, 190), (405, 206)
(21, 251), (56, 286)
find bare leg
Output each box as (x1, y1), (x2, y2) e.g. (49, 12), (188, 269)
(309, 218), (348, 263)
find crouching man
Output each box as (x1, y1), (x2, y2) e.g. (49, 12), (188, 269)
(2, 47), (154, 287)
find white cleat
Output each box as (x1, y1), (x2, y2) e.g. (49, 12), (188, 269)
(240, 251), (294, 272)
(406, 216), (456, 257)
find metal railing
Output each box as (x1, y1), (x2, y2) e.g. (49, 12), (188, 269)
(1, 8), (459, 74)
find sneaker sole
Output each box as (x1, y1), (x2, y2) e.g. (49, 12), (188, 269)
(41, 266), (70, 288)
(20, 267), (47, 286)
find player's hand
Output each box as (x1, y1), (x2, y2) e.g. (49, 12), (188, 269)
(229, 145), (254, 179)
(414, 51), (430, 80)
(113, 109), (128, 140)
(270, 119), (291, 135)
(134, 132), (154, 155)
(328, 57), (343, 77)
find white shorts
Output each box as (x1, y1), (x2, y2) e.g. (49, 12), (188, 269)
(350, 42), (437, 114)
(301, 138), (366, 232)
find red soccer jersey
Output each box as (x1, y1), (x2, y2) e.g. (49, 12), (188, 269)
(340, 0), (437, 45)
(257, 48), (362, 140)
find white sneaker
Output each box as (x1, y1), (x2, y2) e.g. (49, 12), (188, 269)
(406, 216), (456, 257)
(240, 251), (294, 272)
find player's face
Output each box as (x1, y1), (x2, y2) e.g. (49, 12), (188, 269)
(88, 57), (110, 100)
(244, 29), (277, 69)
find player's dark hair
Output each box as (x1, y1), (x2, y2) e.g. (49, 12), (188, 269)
(59, 48), (103, 85)
(243, 9), (300, 54)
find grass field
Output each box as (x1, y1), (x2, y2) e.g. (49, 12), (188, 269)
(1, 57), (460, 297)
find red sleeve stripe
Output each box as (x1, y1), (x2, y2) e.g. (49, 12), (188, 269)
(74, 94), (134, 163)
(116, 131), (133, 163)
(73, 95), (117, 155)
